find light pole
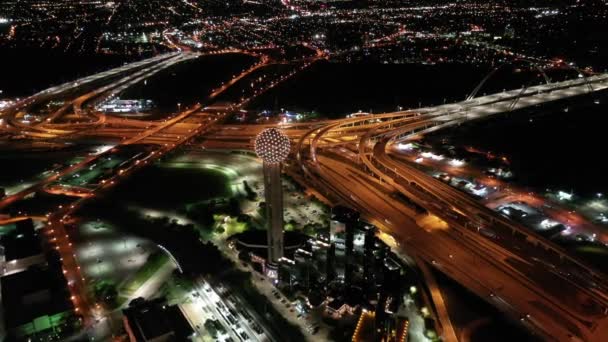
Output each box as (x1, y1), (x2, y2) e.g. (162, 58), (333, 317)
(254, 128), (290, 275)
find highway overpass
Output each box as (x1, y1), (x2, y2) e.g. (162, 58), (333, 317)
(295, 73), (608, 342)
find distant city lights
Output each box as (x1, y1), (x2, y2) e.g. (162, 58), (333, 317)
(557, 191), (573, 201)
(449, 159), (465, 167)
(420, 151), (444, 161)
(397, 143), (415, 151)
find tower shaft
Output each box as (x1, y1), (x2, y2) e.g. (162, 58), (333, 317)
(263, 162), (284, 263)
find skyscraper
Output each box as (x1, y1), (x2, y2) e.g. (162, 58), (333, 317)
(330, 206), (360, 283)
(254, 128), (291, 274)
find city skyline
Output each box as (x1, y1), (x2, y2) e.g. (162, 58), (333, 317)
(0, 1), (607, 342)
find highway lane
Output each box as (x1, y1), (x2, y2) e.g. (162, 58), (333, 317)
(50, 54), (194, 123)
(306, 152), (602, 342)
(0, 104), (199, 211)
(5, 53), (195, 136)
(0, 51), (316, 338)
(0, 49), (327, 341)
(415, 256), (459, 342)
(374, 136), (608, 294)
(5, 49), (606, 340)
(320, 76), (608, 293)
(0, 47), (273, 210)
(0, 52), (179, 121)
(362, 102), (608, 298)
(8, 107), (228, 332)
(0, 45), (303, 210)
(293, 74), (608, 341)
(369, 141), (608, 341)
(1, 49), (273, 139)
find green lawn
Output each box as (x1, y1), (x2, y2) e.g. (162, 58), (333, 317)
(59, 156), (122, 188)
(573, 244), (608, 274)
(120, 252), (170, 296)
(0, 153), (77, 184)
(214, 215), (249, 236)
(0, 224), (16, 236)
(110, 164), (231, 209)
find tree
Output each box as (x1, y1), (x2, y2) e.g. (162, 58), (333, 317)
(258, 201), (267, 218)
(227, 197), (241, 216)
(93, 281), (118, 308)
(243, 180), (257, 200)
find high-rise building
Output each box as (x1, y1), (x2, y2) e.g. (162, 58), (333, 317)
(294, 248), (313, 288)
(310, 239), (332, 283)
(504, 24), (515, 38)
(254, 128), (291, 275)
(362, 223), (376, 282)
(330, 206), (360, 282)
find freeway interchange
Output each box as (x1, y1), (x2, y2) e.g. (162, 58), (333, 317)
(1, 48), (608, 341)
(293, 74), (608, 342)
(0, 49), (323, 341)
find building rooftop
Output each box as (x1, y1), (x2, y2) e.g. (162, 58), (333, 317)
(1, 227), (42, 261)
(1, 265), (73, 329)
(384, 257), (402, 272)
(331, 205), (360, 222)
(123, 297), (193, 341)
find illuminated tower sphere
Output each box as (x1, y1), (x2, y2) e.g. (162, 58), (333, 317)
(254, 128), (291, 272)
(254, 128), (291, 164)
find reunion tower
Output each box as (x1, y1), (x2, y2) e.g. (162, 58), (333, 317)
(254, 128), (291, 269)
